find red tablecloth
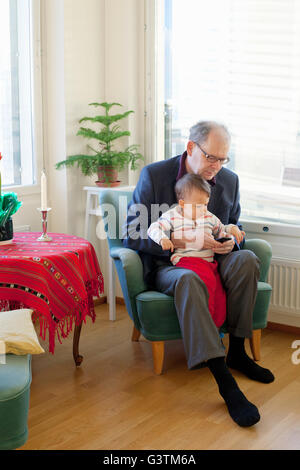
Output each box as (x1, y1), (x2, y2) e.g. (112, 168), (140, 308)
(0, 232), (104, 353)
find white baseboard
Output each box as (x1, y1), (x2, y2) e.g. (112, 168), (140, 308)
(268, 308), (300, 328)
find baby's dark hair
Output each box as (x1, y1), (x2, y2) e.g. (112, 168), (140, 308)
(175, 173), (211, 201)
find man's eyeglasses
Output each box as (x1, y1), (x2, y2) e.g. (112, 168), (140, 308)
(194, 142), (230, 165)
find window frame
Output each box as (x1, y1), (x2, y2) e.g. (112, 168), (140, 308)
(146, 0), (300, 231)
(3, 0), (43, 196)
(144, 0), (165, 166)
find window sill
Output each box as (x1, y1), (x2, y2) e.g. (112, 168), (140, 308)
(239, 175), (300, 227)
(240, 218), (300, 237)
(2, 184), (41, 197)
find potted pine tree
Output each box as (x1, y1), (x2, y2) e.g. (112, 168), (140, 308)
(56, 102), (143, 187)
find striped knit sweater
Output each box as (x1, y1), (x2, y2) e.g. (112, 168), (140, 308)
(147, 205), (234, 265)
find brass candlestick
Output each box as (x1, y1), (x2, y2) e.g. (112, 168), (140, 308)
(37, 208), (52, 242)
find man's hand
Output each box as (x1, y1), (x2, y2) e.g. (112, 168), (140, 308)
(212, 236), (235, 255)
(170, 231), (235, 254)
(202, 233), (220, 250)
(230, 225), (245, 244)
(202, 233), (234, 254)
(160, 238), (174, 252)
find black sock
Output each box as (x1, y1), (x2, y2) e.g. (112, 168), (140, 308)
(226, 334), (274, 384)
(207, 356), (260, 427)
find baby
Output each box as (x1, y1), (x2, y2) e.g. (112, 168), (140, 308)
(147, 173), (245, 327)
(148, 173), (245, 263)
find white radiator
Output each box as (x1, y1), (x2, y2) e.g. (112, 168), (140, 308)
(267, 258), (300, 327)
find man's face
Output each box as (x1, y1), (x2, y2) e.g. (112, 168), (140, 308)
(186, 128), (230, 180)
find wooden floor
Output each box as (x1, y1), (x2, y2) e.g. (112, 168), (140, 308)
(21, 303), (300, 450)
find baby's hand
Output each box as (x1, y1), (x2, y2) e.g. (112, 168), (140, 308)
(230, 226), (245, 244)
(219, 231), (228, 239)
(160, 239), (174, 252)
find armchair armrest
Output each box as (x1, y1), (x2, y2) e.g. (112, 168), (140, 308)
(110, 247), (147, 297)
(243, 239), (272, 282)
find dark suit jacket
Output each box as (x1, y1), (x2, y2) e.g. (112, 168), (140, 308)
(123, 155), (242, 286)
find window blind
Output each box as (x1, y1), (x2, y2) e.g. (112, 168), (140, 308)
(164, 0), (300, 224)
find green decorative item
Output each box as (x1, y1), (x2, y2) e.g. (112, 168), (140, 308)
(0, 152), (22, 243)
(0, 193), (22, 243)
(55, 102), (144, 187)
(0, 193), (22, 228)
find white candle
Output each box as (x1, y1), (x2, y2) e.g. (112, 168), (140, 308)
(41, 170), (47, 210)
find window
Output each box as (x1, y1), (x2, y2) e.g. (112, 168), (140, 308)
(164, 0), (300, 225)
(0, 0), (36, 188)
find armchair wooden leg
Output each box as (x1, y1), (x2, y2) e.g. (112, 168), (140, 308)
(151, 341), (165, 375)
(249, 329), (261, 361)
(131, 325), (141, 342)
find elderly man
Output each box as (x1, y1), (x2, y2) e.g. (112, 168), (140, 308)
(123, 121), (274, 427)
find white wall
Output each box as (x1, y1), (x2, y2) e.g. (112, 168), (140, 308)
(64, 0), (108, 293)
(64, 0), (106, 238)
(41, 0), (68, 234)
(104, 0), (145, 187)
(33, 0), (145, 298)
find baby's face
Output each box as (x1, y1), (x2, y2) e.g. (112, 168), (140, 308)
(179, 189), (210, 220)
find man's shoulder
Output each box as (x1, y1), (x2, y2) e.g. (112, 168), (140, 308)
(143, 155), (181, 176)
(216, 167), (239, 185)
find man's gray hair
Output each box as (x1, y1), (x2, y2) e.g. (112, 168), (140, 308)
(189, 121), (231, 145)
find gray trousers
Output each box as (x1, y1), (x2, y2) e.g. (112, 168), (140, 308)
(154, 250), (260, 369)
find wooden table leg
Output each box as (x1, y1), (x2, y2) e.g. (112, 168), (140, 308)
(73, 323), (83, 367)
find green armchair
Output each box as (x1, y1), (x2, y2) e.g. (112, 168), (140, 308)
(100, 190), (273, 375)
